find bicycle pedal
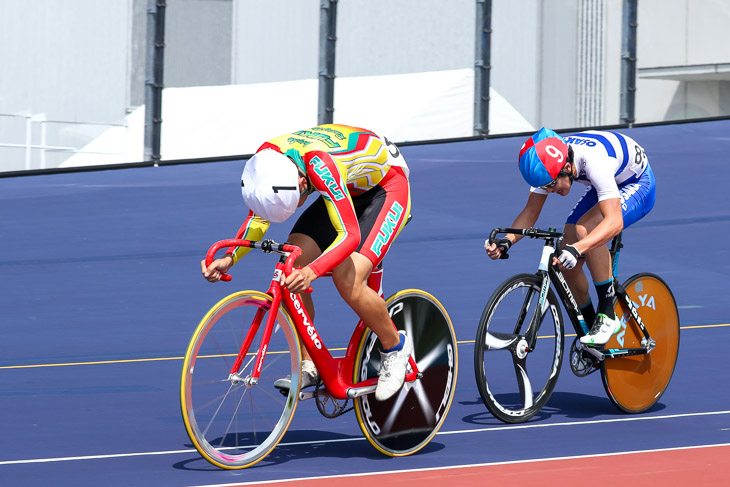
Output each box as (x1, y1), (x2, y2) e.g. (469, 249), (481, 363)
(274, 385), (289, 397)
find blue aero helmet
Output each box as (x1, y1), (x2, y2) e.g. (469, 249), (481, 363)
(518, 127), (569, 188)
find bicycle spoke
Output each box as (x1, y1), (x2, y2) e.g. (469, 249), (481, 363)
(513, 359), (534, 410)
(483, 331), (519, 350)
(202, 382), (246, 440)
(219, 386), (249, 450)
(195, 382), (246, 417)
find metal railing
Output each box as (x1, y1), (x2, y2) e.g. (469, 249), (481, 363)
(0, 114), (127, 171)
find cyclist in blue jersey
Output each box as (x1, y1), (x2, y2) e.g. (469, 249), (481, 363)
(485, 127), (656, 346)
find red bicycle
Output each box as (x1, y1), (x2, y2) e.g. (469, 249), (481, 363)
(180, 238), (458, 469)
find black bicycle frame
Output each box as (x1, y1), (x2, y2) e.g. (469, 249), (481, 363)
(608, 233), (655, 353)
(489, 227), (654, 360)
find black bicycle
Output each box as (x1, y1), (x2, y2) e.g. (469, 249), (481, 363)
(474, 227), (679, 423)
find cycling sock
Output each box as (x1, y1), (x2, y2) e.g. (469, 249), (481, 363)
(579, 299), (596, 328)
(594, 279), (616, 319)
(382, 333), (405, 353)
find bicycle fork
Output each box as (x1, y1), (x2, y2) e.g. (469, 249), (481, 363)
(228, 286), (282, 388)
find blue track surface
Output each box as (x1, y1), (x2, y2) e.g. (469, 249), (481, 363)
(1, 120), (729, 486)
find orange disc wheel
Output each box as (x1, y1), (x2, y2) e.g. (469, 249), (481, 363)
(601, 273), (679, 413)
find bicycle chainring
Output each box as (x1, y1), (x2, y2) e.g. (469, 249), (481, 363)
(314, 381), (353, 419)
(570, 337), (599, 377)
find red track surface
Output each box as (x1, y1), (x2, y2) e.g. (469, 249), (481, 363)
(231, 445), (730, 486)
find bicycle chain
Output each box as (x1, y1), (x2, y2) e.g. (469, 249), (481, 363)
(314, 380), (353, 419)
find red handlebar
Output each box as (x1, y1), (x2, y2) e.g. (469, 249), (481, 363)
(204, 239), (302, 283)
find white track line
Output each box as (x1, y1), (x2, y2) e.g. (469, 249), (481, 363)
(1, 409), (728, 466)
(184, 442), (730, 487)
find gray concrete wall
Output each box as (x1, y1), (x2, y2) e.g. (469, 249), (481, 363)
(3, 0), (730, 170)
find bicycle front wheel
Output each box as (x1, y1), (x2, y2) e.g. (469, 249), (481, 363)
(601, 273), (680, 413)
(474, 273), (564, 423)
(354, 289), (458, 456)
(180, 291), (301, 469)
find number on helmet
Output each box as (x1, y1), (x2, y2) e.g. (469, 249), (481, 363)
(545, 144), (564, 163)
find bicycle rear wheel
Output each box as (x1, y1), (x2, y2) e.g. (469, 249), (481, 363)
(354, 289), (458, 456)
(601, 273), (679, 413)
(474, 273), (564, 423)
(180, 291), (301, 469)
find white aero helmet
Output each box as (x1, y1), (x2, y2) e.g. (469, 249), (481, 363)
(241, 149), (300, 223)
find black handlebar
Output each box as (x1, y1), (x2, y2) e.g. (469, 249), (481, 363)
(489, 227), (565, 243)
(487, 227), (566, 259)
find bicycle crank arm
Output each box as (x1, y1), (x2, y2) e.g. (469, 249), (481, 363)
(299, 390), (318, 401)
(346, 384), (377, 399)
(346, 369), (423, 398)
(585, 346), (651, 360)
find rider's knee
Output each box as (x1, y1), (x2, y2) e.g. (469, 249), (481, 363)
(563, 223), (583, 243)
(573, 223), (590, 241)
(287, 233), (320, 266)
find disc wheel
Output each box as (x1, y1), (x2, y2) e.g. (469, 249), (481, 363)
(601, 273), (679, 413)
(354, 290), (458, 456)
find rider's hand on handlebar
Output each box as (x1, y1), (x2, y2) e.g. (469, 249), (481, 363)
(555, 244), (581, 270)
(201, 255), (234, 282)
(485, 238), (512, 260)
(285, 266), (317, 294)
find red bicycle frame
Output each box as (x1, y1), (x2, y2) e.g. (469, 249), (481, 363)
(205, 238), (420, 400)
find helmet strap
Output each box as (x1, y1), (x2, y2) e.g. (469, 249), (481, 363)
(566, 146), (575, 182)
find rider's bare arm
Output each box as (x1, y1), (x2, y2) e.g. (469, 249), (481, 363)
(508, 192), (547, 243)
(486, 192), (547, 259)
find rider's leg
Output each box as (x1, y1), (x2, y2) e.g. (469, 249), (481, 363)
(574, 207), (615, 318)
(331, 252), (400, 349)
(568, 206), (622, 345)
(561, 223), (590, 302)
(562, 224), (596, 331)
(332, 252), (411, 401)
(564, 212), (613, 301)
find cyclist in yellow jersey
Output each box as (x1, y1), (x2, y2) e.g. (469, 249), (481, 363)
(201, 124), (413, 400)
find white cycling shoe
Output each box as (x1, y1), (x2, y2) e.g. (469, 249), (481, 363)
(274, 359), (319, 391)
(580, 313), (622, 346)
(375, 331), (413, 401)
